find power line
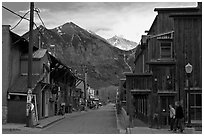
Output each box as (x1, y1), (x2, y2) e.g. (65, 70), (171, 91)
(3, 5), (45, 40)
(3, 5), (51, 50)
(11, 10), (30, 30)
(35, 8), (46, 27)
(2, 6), (30, 21)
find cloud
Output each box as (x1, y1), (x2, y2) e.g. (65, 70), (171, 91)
(3, 2), (197, 42)
(18, 9), (29, 14)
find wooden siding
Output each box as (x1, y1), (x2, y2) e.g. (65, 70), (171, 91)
(2, 26), (11, 106)
(134, 44), (149, 73)
(126, 74), (153, 91)
(150, 65), (176, 92)
(2, 26), (22, 106)
(174, 15), (202, 101)
(20, 54), (49, 75)
(157, 12), (174, 34)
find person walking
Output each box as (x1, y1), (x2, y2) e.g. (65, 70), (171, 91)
(174, 101), (184, 133)
(169, 104), (175, 131)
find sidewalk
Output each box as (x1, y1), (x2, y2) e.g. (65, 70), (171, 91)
(128, 118), (202, 134)
(2, 110), (88, 133)
(115, 110), (127, 134)
(127, 127), (202, 134)
(2, 115), (65, 132)
(115, 109), (202, 134)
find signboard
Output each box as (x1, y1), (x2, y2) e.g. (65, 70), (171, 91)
(27, 94), (32, 103)
(26, 103), (31, 116)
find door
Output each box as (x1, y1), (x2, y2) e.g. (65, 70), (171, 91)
(7, 95), (27, 123)
(42, 90), (49, 117)
(44, 91), (49, 117)
(160, 96), (174, 127)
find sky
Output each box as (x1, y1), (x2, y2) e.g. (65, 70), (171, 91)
(2, 1), (197, 43)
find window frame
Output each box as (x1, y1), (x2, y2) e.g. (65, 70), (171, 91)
(160, 42), (172, 59)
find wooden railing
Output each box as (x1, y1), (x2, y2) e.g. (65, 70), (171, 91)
(125, 73), (153, 91)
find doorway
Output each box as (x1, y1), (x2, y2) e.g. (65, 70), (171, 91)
(160, 96), (174, 126)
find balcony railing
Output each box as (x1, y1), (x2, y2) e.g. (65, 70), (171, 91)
(125, 73), (153, 92)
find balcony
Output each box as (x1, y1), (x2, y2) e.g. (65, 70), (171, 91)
(125, 72), (153, 93)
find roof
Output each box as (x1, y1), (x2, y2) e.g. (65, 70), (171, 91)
(10, 31), (38, 53)
(8, 75), (42, 93)
(154, 7), (199, 12)
(33, 49), (47, 59)
(149, 31), (174, 39)
(49, 53), (78, 80)
(21, 49), (48, 60)
(120, 78), (126, 81)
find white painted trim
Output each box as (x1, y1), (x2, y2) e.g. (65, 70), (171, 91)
(8, 93), (27, 96)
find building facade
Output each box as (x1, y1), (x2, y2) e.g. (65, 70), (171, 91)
(2, 25), (38, 124)
(2, 25), (80, 124)
(125, 3), (202, 128)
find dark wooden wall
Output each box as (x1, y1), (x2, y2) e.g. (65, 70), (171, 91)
(174, 15), (202, 100)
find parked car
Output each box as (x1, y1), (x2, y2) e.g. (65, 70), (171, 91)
(98, 102), (102, 107)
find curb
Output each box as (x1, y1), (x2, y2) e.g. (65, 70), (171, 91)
(36, 116), (65, 129)
(2, 128), (21, 132)
(114, 107), (127, 134)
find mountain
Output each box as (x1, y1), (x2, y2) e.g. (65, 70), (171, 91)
(23, 22), (135, 89)
(107, 35), (138, 51)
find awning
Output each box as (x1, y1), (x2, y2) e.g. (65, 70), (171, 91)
(149, 31), (174, 39)
(8, 75), (42, 94)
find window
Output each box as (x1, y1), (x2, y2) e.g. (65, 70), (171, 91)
(190, 93), (202, 120)
(160, 42), (172, 59)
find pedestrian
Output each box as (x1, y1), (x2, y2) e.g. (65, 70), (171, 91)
(174, 101), (184, 133)
(168, 104), (175, 131)
(153, 113), (159, 129)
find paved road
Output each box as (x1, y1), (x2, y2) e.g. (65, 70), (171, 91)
(42, 103), (118, 134)
(4, 103), (118, 134)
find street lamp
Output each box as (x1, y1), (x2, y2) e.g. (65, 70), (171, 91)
(185, 63), (193, 127)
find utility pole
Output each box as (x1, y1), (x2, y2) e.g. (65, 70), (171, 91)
(26, 2), (34, 127)
(84, 65), (88, 110)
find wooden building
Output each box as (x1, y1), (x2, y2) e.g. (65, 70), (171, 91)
(170, 3), (202, 122)
(2, 25), (79, 124)
(125, 3), (202, 128)
(2, 25), (38, 123)
(8, 49), (52, 122)
(49, 54), (78, 113)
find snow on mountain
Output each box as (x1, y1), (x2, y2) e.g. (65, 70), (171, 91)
(107, 35), (138, 51)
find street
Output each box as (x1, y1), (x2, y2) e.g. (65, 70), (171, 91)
(3, 103), (119, 134)
(2, 3), (202, 134)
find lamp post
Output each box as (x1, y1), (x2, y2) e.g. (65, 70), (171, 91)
(185, 63), (193, 127)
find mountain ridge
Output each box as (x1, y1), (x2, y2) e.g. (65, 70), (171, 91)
(107, 35), (138, 51)
(23, 22), (135, 89)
